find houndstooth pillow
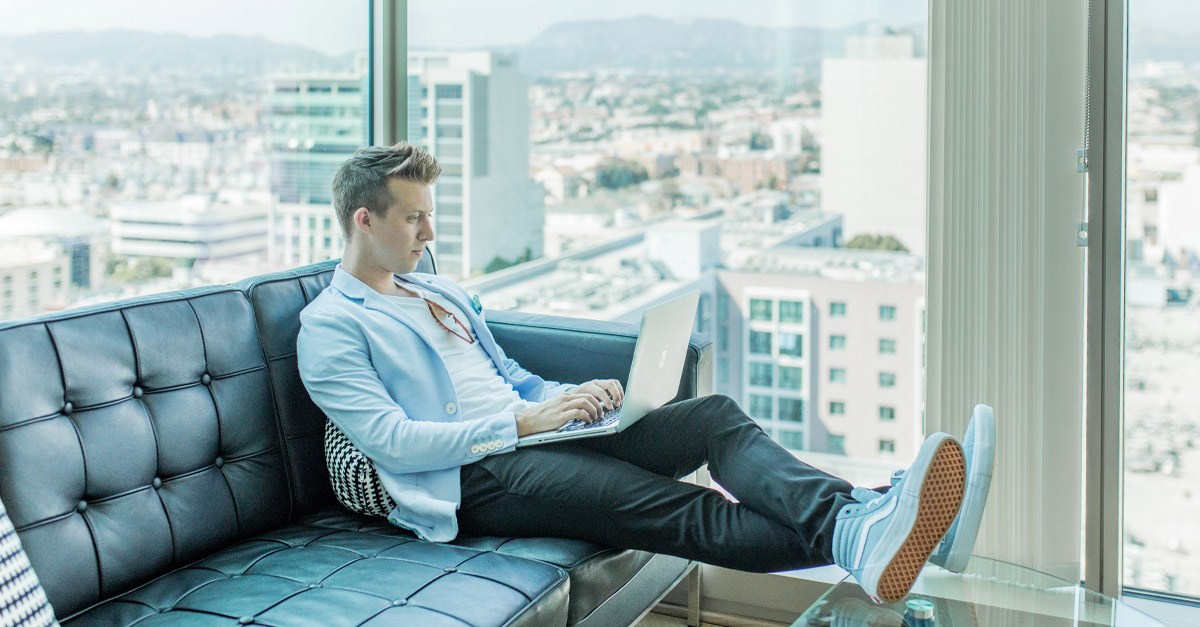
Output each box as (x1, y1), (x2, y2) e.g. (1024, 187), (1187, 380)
(325, 420), (396, 518)
(1, 498), (57, 627)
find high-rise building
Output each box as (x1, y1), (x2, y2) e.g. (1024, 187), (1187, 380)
(266, 70), (369, 267)
(408, 51), (545, 278)
(716, 249), (925, 461)
(821, 33), (927, 256)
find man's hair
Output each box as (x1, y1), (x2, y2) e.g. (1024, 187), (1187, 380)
(331, 142), (441, 238)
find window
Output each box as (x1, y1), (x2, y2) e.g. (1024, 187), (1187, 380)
(779, 333), (803, 357)
(749, 298), (773, 321)
(879, 338), (897, 354)
(778, 366), (803, 390)
(1123, 1), (1200, 597)
(749, 362), (773, 387)
(878, 372), (896, 388)
(829, 368), (847, 383)
(435, 84), (463, 99)
(779, 300), (804, 323)
(879, 439), (896, 454)
(749, 330), (773, 355)
(879, 406), (896, 421)
(879, 305), (897, 321)
(748, 394), (773, 420)
(830, 335), (847, 350)
(779, 398), (804, 422)
(830, 302), (847, 317)
(778, 430), (805, 451)
(830, 401), (845, 416)
(827, 435), (846, 455)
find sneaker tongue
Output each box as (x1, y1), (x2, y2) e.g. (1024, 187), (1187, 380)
(850, 486), (883, 503)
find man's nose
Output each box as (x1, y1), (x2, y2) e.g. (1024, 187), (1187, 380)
(419, 215), (435, 241)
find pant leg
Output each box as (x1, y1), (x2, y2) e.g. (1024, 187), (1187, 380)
(458, 444), (831, 572)
(572, 394), (856, 560)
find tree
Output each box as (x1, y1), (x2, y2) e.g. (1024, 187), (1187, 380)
(845, 234), (909, 253)
(595, 159), (649, 190)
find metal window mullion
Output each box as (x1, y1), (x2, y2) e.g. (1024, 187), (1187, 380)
(372, 0), (406, 145)
(1083, 0), (1127, 600)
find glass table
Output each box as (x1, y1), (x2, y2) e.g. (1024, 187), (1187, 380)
(793, 557), (1164, 626)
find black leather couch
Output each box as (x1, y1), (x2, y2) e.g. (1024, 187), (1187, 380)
(0, 259), (711, 626)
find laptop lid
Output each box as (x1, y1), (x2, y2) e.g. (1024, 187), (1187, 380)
(614, 290), (701, 430)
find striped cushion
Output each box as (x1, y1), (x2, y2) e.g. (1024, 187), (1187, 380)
(0, 499), (56, 627)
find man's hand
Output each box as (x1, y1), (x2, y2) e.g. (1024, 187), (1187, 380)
(572, 379), (624, 412)
(516, 392), (606, 436)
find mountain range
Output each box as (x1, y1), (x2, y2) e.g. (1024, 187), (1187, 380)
(0, 17), (1196, 77)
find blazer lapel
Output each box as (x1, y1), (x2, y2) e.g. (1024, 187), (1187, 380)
(332, 266), (441, 352)
(398, 274), (508, 371)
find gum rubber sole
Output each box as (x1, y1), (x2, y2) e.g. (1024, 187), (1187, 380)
(874, 438), (966, 603)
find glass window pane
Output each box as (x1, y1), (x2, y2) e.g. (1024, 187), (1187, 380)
(748, 394), (773, 419)
(779, 398), (804, 422)
(827, 434), (846, 455)
(780, 300), (804, 323)
(1124, 1), (1200, 597)
(749, 362), (773, 387)
(830, 335), (847, 350)
(778, 430), (805, 451)
(878, 372), (896, 388)
(750, 298), (773, 321)
(879, 406), (896, 421)
(779, 366), (804, 390)
(830, 367), (847, 383)
(779, 333), (803, 357)
(879, 338), (897, 353)
(879, 305), (897, 320)
(830, 401), (845, 416)
(749, 330), (773, 355)
(830, 301), (847, 317)
(879, 439), (896, 454)
(0, 2), (367, 323)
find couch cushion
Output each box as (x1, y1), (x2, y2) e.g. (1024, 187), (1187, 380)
(0, 287), (291, 618)
(234, 260), (340, 516)
(453, 536), (654, 625)
(65, 508), (569, 627)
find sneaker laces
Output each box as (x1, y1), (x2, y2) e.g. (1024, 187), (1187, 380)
(840, 486), (888, 517)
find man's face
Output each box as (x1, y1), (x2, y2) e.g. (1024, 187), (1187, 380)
(368, 177), (434, 274)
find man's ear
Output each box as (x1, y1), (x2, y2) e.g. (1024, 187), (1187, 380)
(352, 207), (372, 234)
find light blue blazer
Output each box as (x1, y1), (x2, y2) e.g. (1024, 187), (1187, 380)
(296, 266), (574, 541)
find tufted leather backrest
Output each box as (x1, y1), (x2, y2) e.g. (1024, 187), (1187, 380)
(0, 287), (291, 618)
(233, 260), (339, 516)
(232, 252), (435, 516)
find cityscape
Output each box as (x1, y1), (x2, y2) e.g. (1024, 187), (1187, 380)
(2, 11), (1199, 597)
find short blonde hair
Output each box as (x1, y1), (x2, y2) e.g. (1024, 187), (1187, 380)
(331, 142), (441, 238)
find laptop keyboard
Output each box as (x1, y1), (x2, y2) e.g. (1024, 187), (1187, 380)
(557, 407), (622, 433)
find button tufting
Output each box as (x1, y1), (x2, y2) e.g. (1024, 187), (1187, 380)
(308, 583), (320, 589)
(214, 457), (224, 468)
(62, 402), (73, 415)
(392, 599), (407, 607)
(133, 387), (143, 399)
(76, 500), (87, 513)
(201, 373), (212, 385)
(238, 616), (254, 625)
(443, 567), (457, 573)
(152, 477), (162, 489)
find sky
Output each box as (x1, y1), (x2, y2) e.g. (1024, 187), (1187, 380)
(3, 0), (1197, 56)
(0, 0), (925, 56)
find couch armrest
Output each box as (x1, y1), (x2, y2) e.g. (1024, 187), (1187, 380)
(483, 310), (714, 403)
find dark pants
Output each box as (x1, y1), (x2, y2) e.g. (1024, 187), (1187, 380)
(458, 395), (856, 572)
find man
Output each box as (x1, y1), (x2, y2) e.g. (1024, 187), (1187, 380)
(297, 143), (995, 603)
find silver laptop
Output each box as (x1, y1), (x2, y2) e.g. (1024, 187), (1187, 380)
(517, 291), (700, 447)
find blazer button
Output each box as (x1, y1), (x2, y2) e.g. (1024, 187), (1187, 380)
(445, 402), (457, 414)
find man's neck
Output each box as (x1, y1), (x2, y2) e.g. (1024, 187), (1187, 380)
(341, 251), (414, 297)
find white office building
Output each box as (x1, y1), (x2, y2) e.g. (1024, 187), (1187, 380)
(408, 51), (545, 278)
(111, 192), (270, 264)
(821, 33), (927, 256)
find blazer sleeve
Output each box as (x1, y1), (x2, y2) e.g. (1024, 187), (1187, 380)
(297, 308), (519, 474)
